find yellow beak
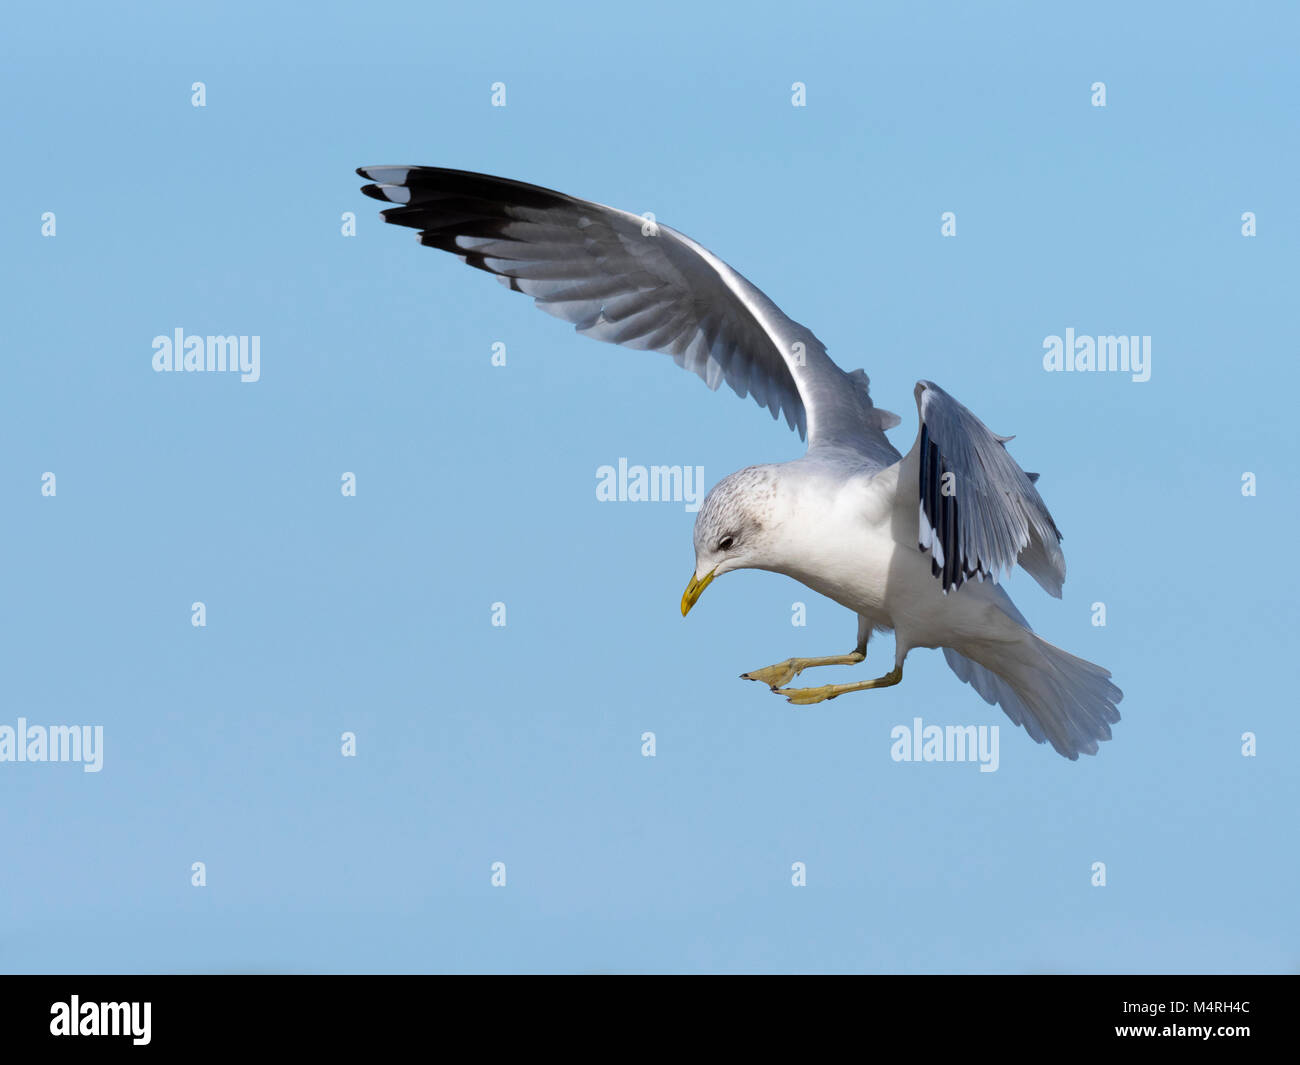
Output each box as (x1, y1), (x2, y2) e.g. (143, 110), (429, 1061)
(681, 568), (715, 616)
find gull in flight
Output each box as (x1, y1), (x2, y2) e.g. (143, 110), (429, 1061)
(358, 166), (1122, 760)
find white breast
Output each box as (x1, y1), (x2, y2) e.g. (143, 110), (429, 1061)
(767, 463), (901, 626)
(764, 458), (1007, 653)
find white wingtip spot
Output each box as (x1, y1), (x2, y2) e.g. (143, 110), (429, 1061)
(363, 167), (411, 186)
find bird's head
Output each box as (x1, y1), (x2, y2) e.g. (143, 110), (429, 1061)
(681, 465), (780, 616)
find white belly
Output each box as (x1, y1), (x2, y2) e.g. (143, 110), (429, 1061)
(767, 460), (1017, 655)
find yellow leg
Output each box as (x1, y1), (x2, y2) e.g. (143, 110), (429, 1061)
(778, 664), (903, 705)
(741, 651), (865, 690)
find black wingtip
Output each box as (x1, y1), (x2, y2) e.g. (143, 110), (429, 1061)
(359, 183), (390, 202)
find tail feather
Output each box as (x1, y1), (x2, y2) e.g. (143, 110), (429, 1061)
(944, 635), (1122, 761)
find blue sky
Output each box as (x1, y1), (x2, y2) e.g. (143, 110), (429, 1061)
(1, 1), (1296, 973)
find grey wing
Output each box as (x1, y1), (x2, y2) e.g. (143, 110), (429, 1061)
(909, 380), (1065, 596)
(358, 166), (901, 468)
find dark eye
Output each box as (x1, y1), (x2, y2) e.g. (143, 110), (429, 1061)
(717, 535), (735, 551)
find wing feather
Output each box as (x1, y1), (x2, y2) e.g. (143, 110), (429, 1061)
(910, 381), (1065, 596)
(358, 166), (900, 467)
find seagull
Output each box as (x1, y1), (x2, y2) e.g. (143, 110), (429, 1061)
(357, 165), (1122, 760)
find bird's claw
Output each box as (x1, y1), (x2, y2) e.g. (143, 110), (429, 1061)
(778, 684), (841, 706)
(740, 659), (803, 689)
(777, 666), (903, 706)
